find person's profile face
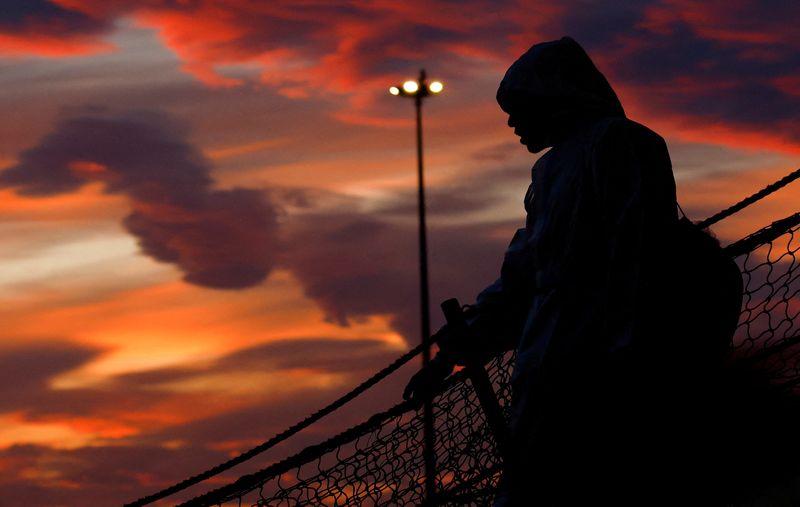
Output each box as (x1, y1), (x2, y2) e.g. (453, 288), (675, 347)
(499, 91), (553, 153)
(507, 112), (551, 153)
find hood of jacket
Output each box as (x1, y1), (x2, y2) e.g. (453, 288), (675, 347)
(497, 37), (625, 128)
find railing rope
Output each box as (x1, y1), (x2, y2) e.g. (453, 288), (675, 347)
(697, 167), (800, 229)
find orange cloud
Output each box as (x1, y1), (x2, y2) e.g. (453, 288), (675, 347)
(670, 120), (800, 156)
(678, 163), (800, 245)
(0, 32), (111, 57)
(0, 185), (123, 221)
(3, 272), (403, 380)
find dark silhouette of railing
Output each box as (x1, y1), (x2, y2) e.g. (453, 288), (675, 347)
(126, 168), (800, 507)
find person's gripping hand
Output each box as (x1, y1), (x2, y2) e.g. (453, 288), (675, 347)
(403, 326), (456, 406)
(402, 354), (456, 407)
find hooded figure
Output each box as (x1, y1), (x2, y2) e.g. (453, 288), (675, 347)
(405, 37), (687, 504)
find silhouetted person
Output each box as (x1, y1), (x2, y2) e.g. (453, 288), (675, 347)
(404, 37), (721, 505)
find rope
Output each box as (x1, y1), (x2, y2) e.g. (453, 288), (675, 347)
(124, 336), (436, 507)
(697, 167), (800, 229)
(723, 212), (800, 258)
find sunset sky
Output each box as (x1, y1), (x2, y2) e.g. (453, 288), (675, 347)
(1, 1), (799, 505)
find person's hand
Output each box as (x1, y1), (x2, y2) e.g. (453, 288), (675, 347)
(402, 354), (456, 407)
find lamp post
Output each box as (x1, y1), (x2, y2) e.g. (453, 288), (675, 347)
(389, 69), (443, 501)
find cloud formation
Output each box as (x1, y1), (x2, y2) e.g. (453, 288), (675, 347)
(281, 193), (520, 340)
(0, 110), (280, 289)
(0, 0), (112, 56)
(3, 1), (800, 148)
(0, 0), (520, 125)
(566, 0), (800, 150)
(0, 341), (100, 413)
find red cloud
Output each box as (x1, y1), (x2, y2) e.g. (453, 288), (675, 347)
(4, 2), (800, 152)
(639, 0), (799, 45)
(4, 1), (520, 121)
(595, 1), (800, 152)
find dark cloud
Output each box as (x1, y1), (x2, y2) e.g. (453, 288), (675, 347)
(378, 161), (530, 217)
(281, 213), (415, 331)
(0, 341), (101, 413)
(547, 2), (650, 50)
(282, 206), (518, 341)
(0, 0), (108, 34)
(220, 338), (402, 372)
(136, 339), (417, 450)
(0, 0), (113, 57)
(0, 110), (280, 289)
(558, 1), (800, 146)
(0, 442), (228, 507)
(0, 340), (181, 421)
(272, 155), (532, 343)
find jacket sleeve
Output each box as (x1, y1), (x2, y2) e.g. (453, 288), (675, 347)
(437, 227), (533, 365)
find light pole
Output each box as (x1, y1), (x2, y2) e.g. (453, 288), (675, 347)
(389, 69), (443, 501)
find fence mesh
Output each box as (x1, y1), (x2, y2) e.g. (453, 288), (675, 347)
(731, 213), (800, 384)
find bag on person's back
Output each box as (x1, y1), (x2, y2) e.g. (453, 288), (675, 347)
(671, 208), (743, 359)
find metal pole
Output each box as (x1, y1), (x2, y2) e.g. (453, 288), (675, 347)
(415, 68), (436, 502)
